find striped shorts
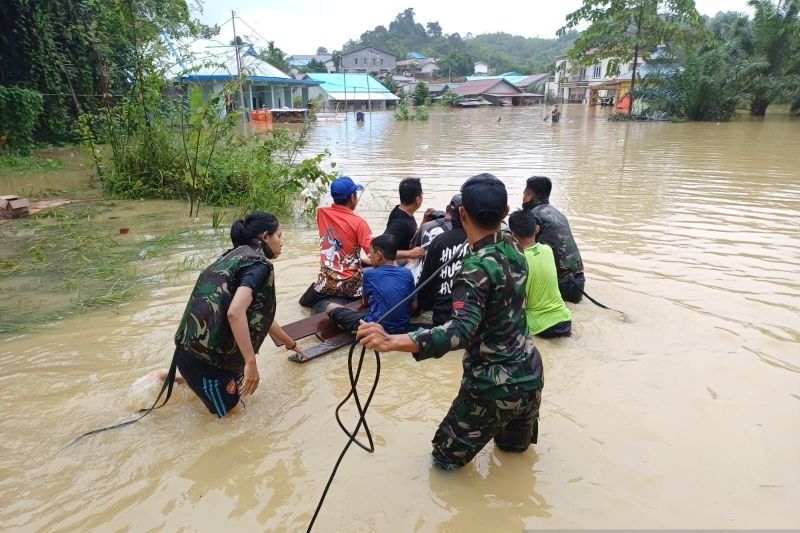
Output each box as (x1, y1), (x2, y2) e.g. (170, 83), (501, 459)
(174, 348), (242, 417)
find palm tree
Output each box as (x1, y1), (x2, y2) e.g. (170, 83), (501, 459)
(743, 0), (800, 115)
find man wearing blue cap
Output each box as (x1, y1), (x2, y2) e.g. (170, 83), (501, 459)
(300, 176), (373, 312)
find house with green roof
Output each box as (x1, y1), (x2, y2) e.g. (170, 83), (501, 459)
(303, 73), (400, 112)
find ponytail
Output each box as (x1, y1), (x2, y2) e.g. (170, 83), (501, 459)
(230, 211), (280, 250)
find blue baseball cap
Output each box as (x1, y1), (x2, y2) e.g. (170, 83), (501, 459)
(330, 176), (364, 201)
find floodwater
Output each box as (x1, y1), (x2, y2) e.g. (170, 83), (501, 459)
(1, 106), (798, 531)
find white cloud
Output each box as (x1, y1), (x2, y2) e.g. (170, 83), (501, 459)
(197, 0), (754, 56)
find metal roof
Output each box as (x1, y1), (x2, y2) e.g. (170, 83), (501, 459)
(341, 45), (397, 58)
(170, 39), (319, 85)
(304, 73), (397, 96)
(466, 73), (549, 88)
(453, 79), (521, 96)
(325, 92), (400, 102)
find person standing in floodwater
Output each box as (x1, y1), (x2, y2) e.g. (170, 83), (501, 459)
(171, 212), (306, 417)
(358, 174), (544, 470)
(522, 176), (585, 303)
(551, 105), (561, 123)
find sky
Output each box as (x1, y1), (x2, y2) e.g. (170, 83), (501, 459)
(193, 0), (754, 54)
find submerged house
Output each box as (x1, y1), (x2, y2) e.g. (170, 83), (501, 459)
(170, 39), (321, 114)
(466, 74), (547, 99)
(453, 78), (537, 106)
(303, 73), (401, 111)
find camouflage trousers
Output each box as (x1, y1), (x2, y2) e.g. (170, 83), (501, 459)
(431, 388), (542, 470)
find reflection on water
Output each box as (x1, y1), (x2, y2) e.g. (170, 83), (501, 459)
(1, 106), (798, 530)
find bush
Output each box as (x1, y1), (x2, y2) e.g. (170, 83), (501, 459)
(0, 86), (44, 154)
(83, 88), (337, 218)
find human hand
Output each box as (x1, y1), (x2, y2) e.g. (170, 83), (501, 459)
(409, 246), (425, 259)
(422, 208), (436, 223)
(356, 320), (394, 352)
(239, 360), (260, 395)
(292, 344), (307, 361)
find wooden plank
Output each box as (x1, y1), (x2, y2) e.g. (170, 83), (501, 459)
(272, 300), (365, 346)
(288, 333), (355, 363)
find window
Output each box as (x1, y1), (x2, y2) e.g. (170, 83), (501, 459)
(579, 67), (587, 80)
(354, 58), (358, 65)
(373, 57), (376, 65)
(380, 57), (384, 65)
(593, 65), (602, 78)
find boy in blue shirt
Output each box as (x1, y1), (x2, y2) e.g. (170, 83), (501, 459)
(326, 234), (416, 334)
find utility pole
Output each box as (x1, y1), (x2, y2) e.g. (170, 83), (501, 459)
(231, 10), (249, 121)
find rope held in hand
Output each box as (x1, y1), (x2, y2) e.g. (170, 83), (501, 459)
(306, 242), (468, 531)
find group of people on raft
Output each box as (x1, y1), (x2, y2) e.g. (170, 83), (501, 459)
(167, 172), (585, 470)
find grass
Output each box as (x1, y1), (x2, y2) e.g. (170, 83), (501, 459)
(0, 203), (226, 334)
(0, 154), (63, 171)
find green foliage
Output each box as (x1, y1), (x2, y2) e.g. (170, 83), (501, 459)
(633, 45), (750, 121)
(560, 0), (705, 113)
(394, 101), (411, 120)
(0, 0), (205, 144)
(0, 203), (223, 333)
(438, 89), (465, 106)
(0, 86), (44, 153)
(740, 0), (800, 115)
(303, 58), (328, 73)
(381, 73), (401, 95)
(394, 100), (429, 121)
(0, 154), (62, 170)
(413, 82), (431, 106)
(260, 41), (290, 72)
(343, 9), (578, 77)
(465, 32), (580, 74)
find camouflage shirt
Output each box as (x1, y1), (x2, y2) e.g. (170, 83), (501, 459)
(174, 244), (276, 372)
(409, 232), (544, 400)
(528, 198), (583, 279)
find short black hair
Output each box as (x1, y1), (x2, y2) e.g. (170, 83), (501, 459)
(508, 209), (538, 239)
(525, 176), (552, 199)
(399, 178), (422, 205)
(333, 192), (355, 206)
(461, 173), (508, 230)
(371, 234), (398, 260)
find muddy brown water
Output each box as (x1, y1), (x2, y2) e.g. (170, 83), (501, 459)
(1, 106), (798, 530)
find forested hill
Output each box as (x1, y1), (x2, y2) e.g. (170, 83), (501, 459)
(340, 8), (578, 75)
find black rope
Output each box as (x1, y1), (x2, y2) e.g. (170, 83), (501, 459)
(65, 354), (178, 448)
(582, 289), (630, 322)
(307, 242), (467, 531)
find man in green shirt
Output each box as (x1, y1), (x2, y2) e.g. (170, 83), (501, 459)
(357, 173), (544, 470)
(509, 209), (572, 338)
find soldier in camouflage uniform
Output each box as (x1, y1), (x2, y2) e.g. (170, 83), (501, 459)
(358, 174), (544, 470)
(171, 212), (305, 417)
(522, 175), (585, 303)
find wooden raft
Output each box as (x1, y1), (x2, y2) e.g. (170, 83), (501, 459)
(273, 300), (366, 363)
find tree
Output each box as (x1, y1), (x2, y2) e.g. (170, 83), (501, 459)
(316, 46), (328, 55)
(633, 44), (752, 121)
(303, 59), (327, 73)
(381, 73), (401, 95)
(559, 0), (704, 114)
(413, 81), (430, 106)
(426, 21), (443, 38)
(741, 0), (800, 115)
(260, 40), (289, 72)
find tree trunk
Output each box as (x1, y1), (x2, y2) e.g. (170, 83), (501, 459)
(629, 5), (644, 116)
(629, 46), (639, 115)
(750, 97), (770, 116)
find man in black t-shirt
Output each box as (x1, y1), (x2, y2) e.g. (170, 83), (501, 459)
(417, 194), (468, 326)
(384, 178), (428, 261)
